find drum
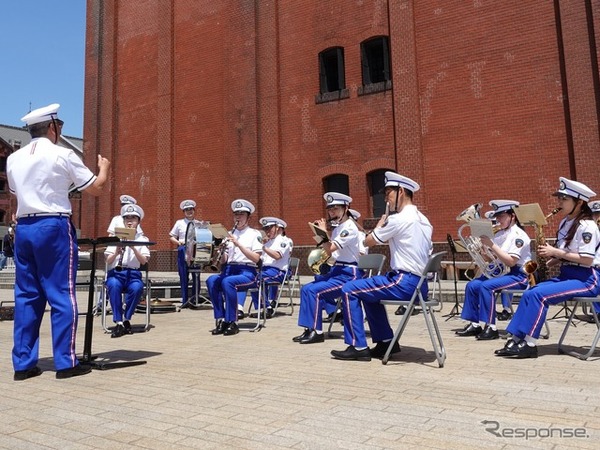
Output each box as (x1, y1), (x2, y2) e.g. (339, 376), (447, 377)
(185, 222), (214, 267)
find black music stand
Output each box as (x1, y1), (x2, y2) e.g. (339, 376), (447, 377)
(78, 237), (154, 370)
(444, 233), (462, 319)
(186, 265), (211, 309)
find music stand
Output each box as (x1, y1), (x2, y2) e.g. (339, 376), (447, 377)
(444, 233), (462, 319)
(78, 237), (155, 370)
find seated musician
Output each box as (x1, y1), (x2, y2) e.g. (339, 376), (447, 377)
(107, 194), (143, 235)
(331, 172), (432, 361)
(293, 192), (362, 345)
(456, 200), (531, 340)
(496, 178), (600, 358)
(104, 204), (150, 338)
(589, 200), (600, 322)
(168, 199), (201, 308)
(206, 199), (263, 336)
(241, 216), (292, 318)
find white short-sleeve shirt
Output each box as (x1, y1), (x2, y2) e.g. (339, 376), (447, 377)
(227, 227), (263, 265)
(261, 234), (292, 271)
(493, 224), (531, 266)
(104, 232), (151, 270)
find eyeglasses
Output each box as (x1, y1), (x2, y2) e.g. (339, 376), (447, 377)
(557, 194), (572, 201)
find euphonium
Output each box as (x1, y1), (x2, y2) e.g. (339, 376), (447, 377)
(523, 207), (561, 285)
(457, 203), (508, 279)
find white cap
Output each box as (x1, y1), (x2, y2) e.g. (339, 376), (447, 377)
(589, 200), (600, 213)
(119, 194), (137, 205)
(489, 200), (519, 217)
(553, 177), (596, 202)
(21, 103), (61, 126)
(348, 209), (361, 220)
(231, 199), (255, 214)
(484, 210), (495, 220)
(180, 199), (196, 210)
(259, 216), (287, 228)
(384, 171), (420, 192)
(323, 192), (352, 207)
(120, 204), (144, 220)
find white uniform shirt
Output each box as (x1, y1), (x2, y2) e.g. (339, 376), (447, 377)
(493, 224), (531, 266)
(372, 204), (433, 275)
(261, 234), (292, 271)
(7, 137), (96, 217)
(330, 219), (361, 264)
(169, 218), (200, 243)
(227, 226), (263, 265)
(358, 230), (368, 255)
(556, 218), (600, 266)
(107, 215), (143, 235)
(104, 232), (150, 270)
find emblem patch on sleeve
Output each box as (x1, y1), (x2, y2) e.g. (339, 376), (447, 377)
(583, 232), (592, 244)
(515, 239), (524, 248)
(340, 230), (349, 238)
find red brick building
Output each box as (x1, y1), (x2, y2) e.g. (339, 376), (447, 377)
(83, 1), (600, 270)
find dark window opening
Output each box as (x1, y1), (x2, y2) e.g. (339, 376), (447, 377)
(368, 169), (393, 217)
(323, 174), (350, 196)
(359, 36), (392, 96)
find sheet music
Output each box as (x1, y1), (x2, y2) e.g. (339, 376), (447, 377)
(308, 222), (330, 244)
(467, 219), (495, 239)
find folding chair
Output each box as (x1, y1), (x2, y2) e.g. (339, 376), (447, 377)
(327, 253), (386, 336)
(557, 295), (600, 360)
(274, 257), (301, 315)
(380, 251), (446, 367)
(101, 263), (151, 333)
(498, 288), (551, 339)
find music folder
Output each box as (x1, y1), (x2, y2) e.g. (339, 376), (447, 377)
(308, 222), (330, 244)
(208, 223), (230, 240)
(468, 219), (495, 239)
(113, 227), (136, 240)
(514, 203), (547, 226)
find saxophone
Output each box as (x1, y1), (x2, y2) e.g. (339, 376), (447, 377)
(523, 208), (561, 285)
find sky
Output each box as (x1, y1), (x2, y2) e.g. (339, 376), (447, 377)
(0, 2), (86, 138)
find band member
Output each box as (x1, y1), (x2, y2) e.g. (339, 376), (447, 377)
(331, 172), (432, 361)
(456, 200), (531, 340)
(8, 103), (110, 380)
(589, 201), (600, 320)
(104, 204), (150, 338)
(241, 217), (292, 318)
(107, 194), (142, 235)
(169, 199), (201, 307)
(206, 199), (262, 336)
(293, 192), (362, 344)
(496, 178), (600, 359)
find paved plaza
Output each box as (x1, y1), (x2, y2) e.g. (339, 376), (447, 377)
(0, 275), (599, 449)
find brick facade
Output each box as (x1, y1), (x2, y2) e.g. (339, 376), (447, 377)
(83, 0), (600, 273)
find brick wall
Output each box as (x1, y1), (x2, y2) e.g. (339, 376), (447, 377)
(83, 0), (600, 271)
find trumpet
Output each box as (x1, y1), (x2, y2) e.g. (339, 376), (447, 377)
(208, 220), (238, 272)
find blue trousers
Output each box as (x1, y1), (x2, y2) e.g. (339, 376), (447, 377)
(177, 245), (197, 305)
(297, 265), (361, 332)
(507, 265), (600, 339)
(12, 216), (80, 371)
(461, 267), (528, 325)
(105, 269), (144, 323)
(341, 271), (425, 349)
(206, 264), (257, 322)
(234, 266), (286, 309)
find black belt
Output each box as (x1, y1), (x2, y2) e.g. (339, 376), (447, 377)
(231, 263), (257, 268)
(114, 266), (141, 271)
(335, 261), (358, 267)
(20, 212), (71, 218)
(564, 263), (593, 268)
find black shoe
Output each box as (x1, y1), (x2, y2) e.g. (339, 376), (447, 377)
(266, 307), (274, 319)
(455, 323), (483, 337)
(293, 328), (310, 342)
(513, 341), (538, 359)
(223, 322), (239, 336)
(395, 305), (420, 316)
(237, 309), (245, 320)
(111, 324), (126, 338)
(330, 346), (372, 362)
(211, 320), (227, 335)
(299, 329), (325, 344)
(476, 326), (499, 341)
(370, 341), (401, 359)
(56, 364), (92, 379)
(14, 366), (42, 381)
(123, 320), (133, 335)
(323, 311), (342, 323)
(494, 339), (519, 356)
(497, 310), (512, 321)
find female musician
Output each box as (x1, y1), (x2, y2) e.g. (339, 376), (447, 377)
(456, 200), (531, 340)
(104, 204), (150, 338)
(206, 199), (262, 336)
(496, 177), (600, 358)
(240, 217), (292, 318)
(293, 192), (362, 344)
(169, 199), (201, 308)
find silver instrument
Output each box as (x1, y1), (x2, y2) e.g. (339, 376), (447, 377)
(185, 221), (213, 268)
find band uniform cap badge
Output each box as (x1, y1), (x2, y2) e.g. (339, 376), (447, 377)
(120, 204), (144, 220)
(260, 216), (287, 228)
(489, 200), (519, 216)
(383, 171), (420, 192)
(119, 194), (137, 205)
(583, 232), (593, 244)
(323, 192), (352, 207)
(515, 238), (524, 248)
(554, 177), (596, 202)
(180, 199), (196, 210)
(231, 199), (255, 214)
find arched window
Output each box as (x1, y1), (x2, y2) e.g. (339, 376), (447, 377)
(323, 173), (349, 196)
(368, 169), (393, 217)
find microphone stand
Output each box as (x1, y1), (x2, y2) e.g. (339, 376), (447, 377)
(444, 233), (462, 319)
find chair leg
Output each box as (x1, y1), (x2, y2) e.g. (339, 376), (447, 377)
(420, 300), (446, 368)
(327, 297), (343, 337)
(558, 301), (600, 360)
(382, 302), (414, 365)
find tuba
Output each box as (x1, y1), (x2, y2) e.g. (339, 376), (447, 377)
(457, 203), (508, 279)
